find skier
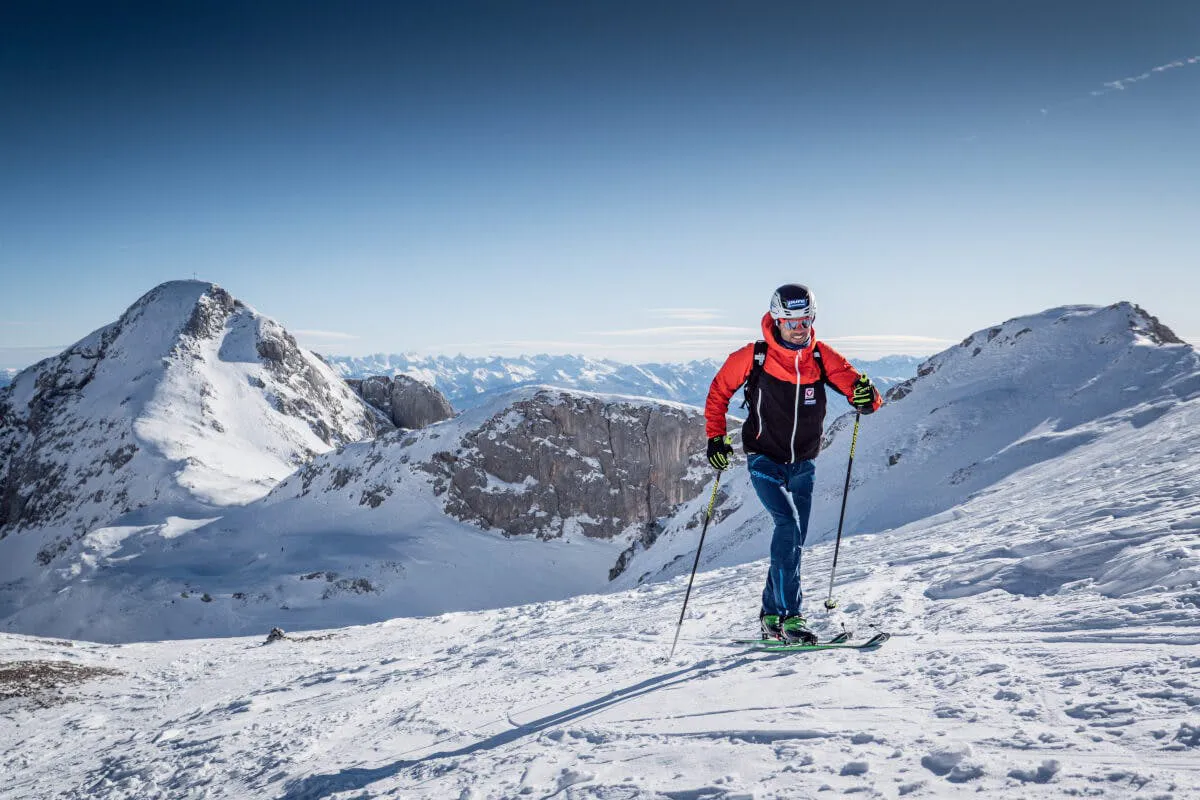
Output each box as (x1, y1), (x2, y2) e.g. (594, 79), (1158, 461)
(704, 284), (882, 644)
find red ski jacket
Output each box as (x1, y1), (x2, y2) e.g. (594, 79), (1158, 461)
(705, 313), (883, 463)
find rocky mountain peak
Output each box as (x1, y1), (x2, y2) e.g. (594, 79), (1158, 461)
(0, 281), (386, 568)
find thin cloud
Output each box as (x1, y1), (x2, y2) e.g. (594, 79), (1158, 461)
(433, 336), (755, 358)
(293, 329), (360, 341)
(1092, 55), (1200, 95)
(648, 308), (724, 322)
(1019, 53), (1200, 125)
(822, 335), (958, 345)
(438, 338), (744, 351)
(584, 325), (755, 337)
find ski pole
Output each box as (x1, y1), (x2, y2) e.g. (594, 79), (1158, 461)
(667, 471), (723, 661)
(824, 412), (861, 611)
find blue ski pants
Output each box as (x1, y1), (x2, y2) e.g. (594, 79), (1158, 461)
(747, 454), (816, 618)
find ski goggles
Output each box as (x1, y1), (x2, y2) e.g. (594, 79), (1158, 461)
(777, 317), (814, 330)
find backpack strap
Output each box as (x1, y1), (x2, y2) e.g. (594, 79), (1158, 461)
(741, 340), (827, 408)
(740, 340), (769, 409)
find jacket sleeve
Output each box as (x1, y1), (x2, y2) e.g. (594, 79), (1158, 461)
(817, 342), (884, 412)
(705, 344), (755, 438)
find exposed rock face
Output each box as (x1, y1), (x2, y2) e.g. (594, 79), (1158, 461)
(0, 281), (386, 562)
(390, 374), (455, 429)
(420, 389), (709, 541)
(347, 375), (454, 430)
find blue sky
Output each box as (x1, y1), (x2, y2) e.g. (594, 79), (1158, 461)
(1, 1), (1198, 368)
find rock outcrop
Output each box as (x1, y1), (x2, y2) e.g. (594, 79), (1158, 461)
(419, 389), (708, 541)
(347, 374), (454, 429)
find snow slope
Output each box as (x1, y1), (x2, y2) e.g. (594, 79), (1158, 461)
(617, 302), (1200, 588)
(0, 388), (703, 643)
(2, 397), (1197, 798)
(0, 303), (1196, 798)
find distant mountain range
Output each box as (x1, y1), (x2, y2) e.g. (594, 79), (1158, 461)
(2, 347), (921, 403)
(322, 352), (924, 410)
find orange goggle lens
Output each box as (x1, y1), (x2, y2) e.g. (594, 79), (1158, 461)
(778, 317), (814, 330)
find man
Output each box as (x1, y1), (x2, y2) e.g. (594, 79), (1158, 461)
(704, 284), (882, 644)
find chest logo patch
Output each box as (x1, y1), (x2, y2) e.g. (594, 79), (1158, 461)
(804, 387), (817, 405)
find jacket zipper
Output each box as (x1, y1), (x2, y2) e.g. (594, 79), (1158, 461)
(755, 384), (764, 439)
(790, 351), (801, 462)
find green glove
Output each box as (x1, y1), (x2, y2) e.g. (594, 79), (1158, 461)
(851, 374), (877, 412)
(706, 435), (734, 470)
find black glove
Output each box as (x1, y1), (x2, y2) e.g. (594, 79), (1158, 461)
(706, 435), (734, 470)
(851, 374), (877, 413)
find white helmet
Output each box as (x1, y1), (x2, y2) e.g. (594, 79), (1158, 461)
(769, 284), (816, 322)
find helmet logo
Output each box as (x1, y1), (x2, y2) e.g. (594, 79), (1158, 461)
(785, 298), (809, 310)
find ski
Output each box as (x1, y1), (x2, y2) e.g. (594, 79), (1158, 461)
(733, 632), (890, 652)
(732, 629), (854, 646)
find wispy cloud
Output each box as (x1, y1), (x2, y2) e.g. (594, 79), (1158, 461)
(1038, 54), (1200, 115)
(822, 335), (957, 346)
(436, 331), (951, 361)
(822, 335), (954, 359)
(1021, 54), (1200, 122)
(438, 337), (749, 352)
(1092, 55), (1200, 95)
(293, 329), (360, 341)
(584, 325), (755, 337)
(648, 308), (724, 322)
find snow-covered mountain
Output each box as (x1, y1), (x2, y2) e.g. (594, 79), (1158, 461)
(0, 281), (386, 588)
(3, 299), (1197, 795)
(617, 302), (1199, 588)
(0, 386), (711, 642)
(6, 300), (1194, 652)
(0, 368), (15, 389)
(325, 352), (922, 410)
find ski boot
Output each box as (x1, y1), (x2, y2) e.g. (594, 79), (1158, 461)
(781, 615), (818, 645)
(759, 613), (783, 641)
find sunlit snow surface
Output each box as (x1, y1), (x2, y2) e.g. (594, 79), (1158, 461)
(3, 464), (1197, 799)
(3, 395), (1199, 796)
(2, 303), (1199, 797)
